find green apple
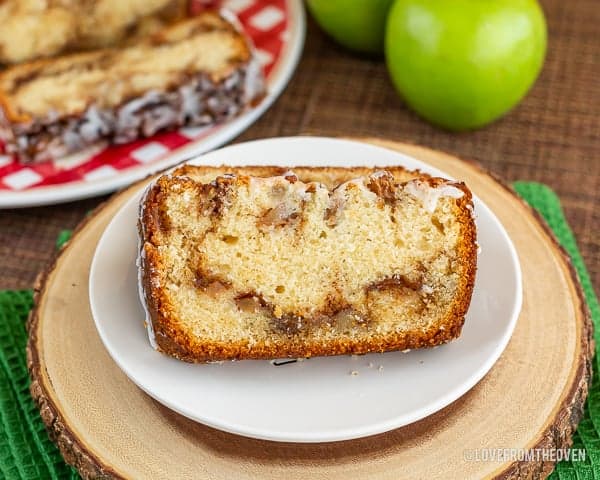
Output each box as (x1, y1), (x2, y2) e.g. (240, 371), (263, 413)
(385, 0), (547, 130)
(306, 0), (395, 54)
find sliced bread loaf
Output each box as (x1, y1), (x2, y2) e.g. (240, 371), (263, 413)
(138, 166), (477, 362)
(0, 11), (265, 163)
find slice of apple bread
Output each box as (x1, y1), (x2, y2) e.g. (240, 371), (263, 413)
(138, 166), (477, 362)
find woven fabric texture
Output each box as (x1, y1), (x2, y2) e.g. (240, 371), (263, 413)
(0, 183), (597, 479)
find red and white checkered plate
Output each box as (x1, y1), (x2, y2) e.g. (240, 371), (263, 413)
(0, 0), (305, 208)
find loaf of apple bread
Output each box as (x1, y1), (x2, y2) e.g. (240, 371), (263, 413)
(138, 165), (477, 362)
(0, 11), (265, 163)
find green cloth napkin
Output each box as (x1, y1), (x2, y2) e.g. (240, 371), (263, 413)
(0, 182), (598, 479)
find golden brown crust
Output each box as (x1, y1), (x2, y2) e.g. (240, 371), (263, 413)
(139, 165), (477, 362)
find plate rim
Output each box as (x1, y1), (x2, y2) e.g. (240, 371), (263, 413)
(88, 136), (523, 443)
(0, 0), (306, 209)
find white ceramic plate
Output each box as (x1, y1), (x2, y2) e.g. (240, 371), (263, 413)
(89, 137), (522, 443)
(0, 0), (305, 208)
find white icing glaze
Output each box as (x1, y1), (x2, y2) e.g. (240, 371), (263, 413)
(243, 56), (266, 104)
(248, 170), (315, 201)
(281, 169), (297, 178)
(370, 170), (392, 179)
(180, 83), (200, 120)
(326, 172), (396, 225)
(137, 182), (159, 350)
(219, 7), (245, 32)
(334, 170), (394, 199)
(218, 7), (266, 105)
(332, 176), (377, 200)
(404, 180), (464, 213)
(118, 91), (162, 130)
(79, 106), (111, 141)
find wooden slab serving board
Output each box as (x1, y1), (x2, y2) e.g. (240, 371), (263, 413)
(27, 139), (593, 479)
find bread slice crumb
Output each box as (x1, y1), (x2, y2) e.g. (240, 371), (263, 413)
(138, 165), (477, 362)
